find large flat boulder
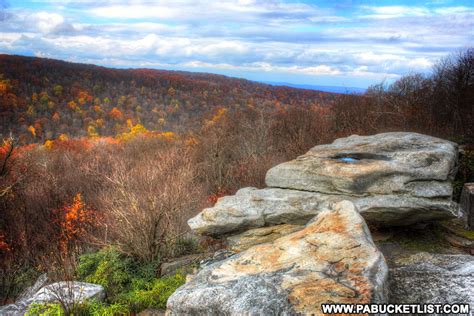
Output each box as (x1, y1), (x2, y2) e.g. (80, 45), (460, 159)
(266, 132), (458, 198)
(188, 187), (459, 236)
(189, 133), (460, 236)
(167, 201), (388, 315)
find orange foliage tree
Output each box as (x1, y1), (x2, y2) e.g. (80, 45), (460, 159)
(54, 193), (96, 258)
(109, 107), (124, 121)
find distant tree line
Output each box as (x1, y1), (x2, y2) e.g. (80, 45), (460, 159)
(332, 48), (473, 142)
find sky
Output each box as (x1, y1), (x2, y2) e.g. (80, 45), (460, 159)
(0, 0), (472, 88)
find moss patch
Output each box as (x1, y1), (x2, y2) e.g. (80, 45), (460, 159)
(440, 219), (474, 240)
(374, 224), (450, 253)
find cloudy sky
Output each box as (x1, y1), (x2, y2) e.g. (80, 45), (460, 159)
(0, 0), (472, 88)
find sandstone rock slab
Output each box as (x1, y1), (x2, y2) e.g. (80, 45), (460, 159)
(266, 132), (458, 198)
(188, 187), (459, 236)
(188, 187), (336, 235)
(168, 201), (388, 315)
(160, 254), (207, 277)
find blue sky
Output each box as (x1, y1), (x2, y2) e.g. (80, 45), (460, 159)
(0, 0), (472, 88)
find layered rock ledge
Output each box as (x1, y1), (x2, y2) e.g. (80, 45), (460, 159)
(189, 133), (460, 236)
(189, 187), (459, 236)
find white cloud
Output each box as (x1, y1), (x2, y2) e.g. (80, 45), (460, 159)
(87, 0), (343, 25)
(30, 11), (66, 33)
(181, 60), (341, 76)
(0, 1), (472, 87)
(434, 6), (474, 14)
(361, 6), (430, 19)
(90, 5), (176, 19)
(361, 5), (474, 19)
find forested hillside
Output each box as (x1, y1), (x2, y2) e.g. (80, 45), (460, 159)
(0, 55), (335, 143)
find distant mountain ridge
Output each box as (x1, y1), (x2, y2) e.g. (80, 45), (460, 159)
(263, 81), (366, 94)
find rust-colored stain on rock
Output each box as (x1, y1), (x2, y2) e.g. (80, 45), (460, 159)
(210, 201), (383, 315)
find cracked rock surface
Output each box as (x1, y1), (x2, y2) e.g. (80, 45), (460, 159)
(167, 201), (388, 315)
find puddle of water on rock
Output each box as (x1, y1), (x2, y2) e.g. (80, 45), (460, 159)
(338, 157), (359, 163)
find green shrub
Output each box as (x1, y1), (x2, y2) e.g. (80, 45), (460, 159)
(75, 248), (185, 313)
(120, 272), (186, 312)
(77, 248), (134, 302)
(25, 272), (185, 315)
(26, 301), (131, 316)
(26, 302), (63, 316)
(81, 301), (130, 315)
(1, 267), (40, 304)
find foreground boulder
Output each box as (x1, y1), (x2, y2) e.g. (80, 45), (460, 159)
(389, 252), (473, 313)
(189, 187), (459, 235)
(167, 201), (388, 315)
(0, 281), (105, 316)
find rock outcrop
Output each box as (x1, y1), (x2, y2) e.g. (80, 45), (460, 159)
(167, 201), (388, 315)
(160, 253), (207, 277)
(189, 133), (460, 236)
(0, 281), (105, 316)
(169, 132), (465, 315)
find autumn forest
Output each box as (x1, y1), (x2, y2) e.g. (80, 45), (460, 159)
(0, 49), (473, 314)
